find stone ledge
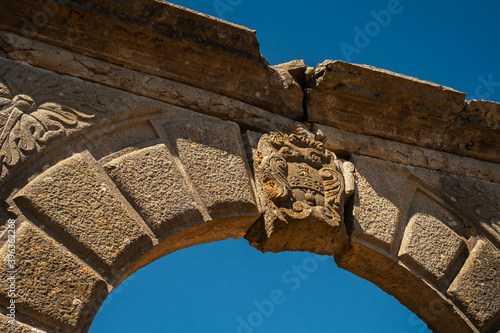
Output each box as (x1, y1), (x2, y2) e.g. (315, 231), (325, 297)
(307, 60), (499, 163)
(314, 124), (500, 184)
(0, 32), (301, 134)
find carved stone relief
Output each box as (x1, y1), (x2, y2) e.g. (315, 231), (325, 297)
(0, 63), (115, 182)
(246, 130), (351, 254)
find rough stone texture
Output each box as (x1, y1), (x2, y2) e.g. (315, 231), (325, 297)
(103, 144), (204, 237)
(307, 61), (498, 164)
(350, 155), (408, 251)
(0, 0), (304, 119)
(0, 206), (13, 248)
(271, 60), (308, 91)
(165, 121), (258, 220)
(448, 240), (500, 331)
(0, 222), (106, 332)
(86, 121), (159, 161)
(14, 152), (152, 275)
(399, 192), (466, 285)
(0, 57), (117, 185)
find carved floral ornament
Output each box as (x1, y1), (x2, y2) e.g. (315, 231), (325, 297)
(0, 71), (112, 180)
(0, 81), (92, 168)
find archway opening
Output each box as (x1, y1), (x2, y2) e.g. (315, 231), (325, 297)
(90, 239), (430, 332)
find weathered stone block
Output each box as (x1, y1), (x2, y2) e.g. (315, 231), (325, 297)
(165, 121), (258, 220)
(0, 223), (106, 332)
(398, 192), (466, 285)
(448, 240), (500, 330)
(86, 120), (159, 160)
(103, 144), (204, 236)
(14, 152), (151, 274)
(351, 156), (408, 251)
(407, 169), (500, 248)
(443, 100), (500, 163)
(308, 61), (466, 143)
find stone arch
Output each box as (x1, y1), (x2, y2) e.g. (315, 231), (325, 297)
(0, 1), (499, 332)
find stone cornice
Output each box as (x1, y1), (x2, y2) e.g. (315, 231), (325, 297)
(307, 61), (500, 164)
(0, 0), (304, 119)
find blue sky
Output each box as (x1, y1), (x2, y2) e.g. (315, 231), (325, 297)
(90, 1), (500, 332)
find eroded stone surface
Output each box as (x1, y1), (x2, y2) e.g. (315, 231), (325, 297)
(399, 192), (466, 285)
(0, 34), (302, 139)
(308, 61), (466, 151)
(103, 144), (204, 236)
(351, 156), (408, 251)
(165, 121), (258, 220)
(14, 152), (151, 274)
(0, 1), (496, 333)
(0, 223), (106, 332)
(0, 58), (116, 184)
(448, 240), (500, 330)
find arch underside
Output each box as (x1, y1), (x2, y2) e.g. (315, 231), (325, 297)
(0, 2), (499, 332)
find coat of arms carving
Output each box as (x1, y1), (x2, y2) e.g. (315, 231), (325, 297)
(246, 130), (350, 254)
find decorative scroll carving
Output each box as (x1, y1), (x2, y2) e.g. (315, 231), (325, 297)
(0, 68), (113, 179)
(247, 130), (348, 254)
(441, 177), (500, 244)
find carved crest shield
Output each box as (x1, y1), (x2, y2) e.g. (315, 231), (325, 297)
(246, 131), (348, 254)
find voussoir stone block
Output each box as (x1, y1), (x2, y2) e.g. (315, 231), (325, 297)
(14, 152), (152, 275)
(0, 222), (106, 332)
(448, 240), (500, 331)
(351, 156), (408, 251)
(398, 192), (466, 285)
(165, 121), (258, 220)
(103, 144), (204, 237)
